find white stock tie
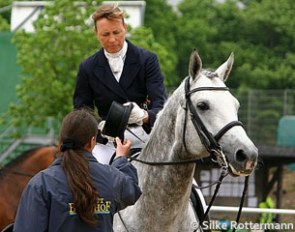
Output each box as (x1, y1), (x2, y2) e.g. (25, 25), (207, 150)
(104, 41), (128, 82)
(108, 56), (124, 74)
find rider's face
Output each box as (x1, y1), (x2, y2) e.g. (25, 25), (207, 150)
(95, 18), (127, 53)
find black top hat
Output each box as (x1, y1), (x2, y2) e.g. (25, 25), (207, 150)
(102, 101), (133, 141)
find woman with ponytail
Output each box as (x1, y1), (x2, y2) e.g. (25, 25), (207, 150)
(13, 109), (141, 232)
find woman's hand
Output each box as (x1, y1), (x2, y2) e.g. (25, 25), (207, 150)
(115, 137), (132, 158)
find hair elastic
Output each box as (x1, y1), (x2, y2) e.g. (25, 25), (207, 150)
(60, 138), (77, 152)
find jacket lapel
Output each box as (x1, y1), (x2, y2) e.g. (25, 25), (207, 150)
(93, 50), (129, 100)
(119, 41), (141, 89)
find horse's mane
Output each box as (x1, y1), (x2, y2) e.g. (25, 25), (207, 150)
(0, 146), (47, 179)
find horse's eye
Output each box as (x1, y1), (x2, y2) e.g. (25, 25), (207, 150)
(197, 102), (209, 111)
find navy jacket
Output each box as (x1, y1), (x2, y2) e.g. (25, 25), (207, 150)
(13, 153), (141, 232)
(73, 40), (166, 126)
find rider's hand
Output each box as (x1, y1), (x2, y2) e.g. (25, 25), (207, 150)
(115, 137), (131, 158)
(124, 102), (148, 125)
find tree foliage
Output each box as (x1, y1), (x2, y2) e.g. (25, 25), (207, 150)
(0, 0), (12, 31)
(0, 16), (10, 31)
(144, 0), (178, 52)
(129, 26), (177, 87)
(174, 0), (295, 89)
(8, 0), (100, 128)
(128, 0), (179, 86)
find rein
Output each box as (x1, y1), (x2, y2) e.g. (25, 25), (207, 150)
(8, 170), (34, 177)
(0, 165), (34, 178)
(129, 153), (200, 165)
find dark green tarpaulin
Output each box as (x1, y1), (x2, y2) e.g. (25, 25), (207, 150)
(0, 32), (20, 113)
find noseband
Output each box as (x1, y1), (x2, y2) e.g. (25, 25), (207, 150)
(184, 76), (243, 169)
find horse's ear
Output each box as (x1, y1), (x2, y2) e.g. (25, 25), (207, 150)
(189, 49), (202, 80)
(215, 52), (234, 82)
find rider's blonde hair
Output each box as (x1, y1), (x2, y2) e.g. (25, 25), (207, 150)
(92, 3), (125, 29)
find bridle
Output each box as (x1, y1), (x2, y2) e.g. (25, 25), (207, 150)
(183, 76), (244, 169)
(127, 76), (249, 232)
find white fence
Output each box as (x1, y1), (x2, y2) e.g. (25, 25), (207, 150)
(211, 206), (295, 215)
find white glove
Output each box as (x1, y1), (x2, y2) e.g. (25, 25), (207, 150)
(97, 120), (115, 141)
(124, 102), (147, 126)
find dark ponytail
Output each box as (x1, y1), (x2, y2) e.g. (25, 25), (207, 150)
(58, 109), (99, 226)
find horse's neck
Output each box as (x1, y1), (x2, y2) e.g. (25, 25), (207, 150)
(0, 167), (32, 219)
(135, 89), (196, 220)
(142, 86), (187, 160)
(25, 146), (55, 172)
(0, 147), (55, 220)
(142, 92), (179, 160)
(0, 146), (55, 196)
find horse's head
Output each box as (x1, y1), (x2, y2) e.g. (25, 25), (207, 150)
(183, 50), (258, 176)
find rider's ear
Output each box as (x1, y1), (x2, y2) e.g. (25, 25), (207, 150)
(188, 49), (202, 81)
(215, 52), (234, 82)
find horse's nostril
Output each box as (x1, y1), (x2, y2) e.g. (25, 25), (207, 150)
(235, 150), (248, 162)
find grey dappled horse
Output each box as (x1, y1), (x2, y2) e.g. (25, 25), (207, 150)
(113, 50), (258, 232)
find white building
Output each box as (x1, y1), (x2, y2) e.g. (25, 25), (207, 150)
(10, 1), (146, 32)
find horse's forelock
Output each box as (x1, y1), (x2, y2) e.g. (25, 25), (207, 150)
(201, 69), (218, 79)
